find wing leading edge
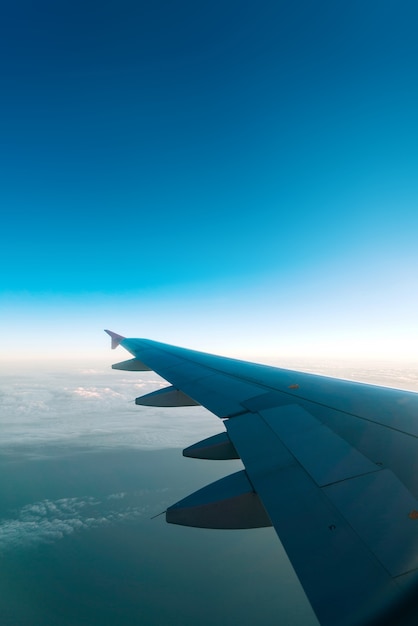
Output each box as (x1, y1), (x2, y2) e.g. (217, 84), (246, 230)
(105, 331), (418, 626)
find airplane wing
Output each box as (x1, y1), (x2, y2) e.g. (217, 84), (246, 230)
(105, 331), (418, 626)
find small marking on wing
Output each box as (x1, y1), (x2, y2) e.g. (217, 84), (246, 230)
(288, 384), (300, 389)
(408, 510), (418, 520)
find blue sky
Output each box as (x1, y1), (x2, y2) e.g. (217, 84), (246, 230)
(2, 0), (418, 361)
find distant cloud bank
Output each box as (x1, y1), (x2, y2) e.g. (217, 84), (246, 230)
(0, 369), (218, 450)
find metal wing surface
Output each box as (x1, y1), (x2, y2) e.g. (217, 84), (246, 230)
(106, 331), (418, 626)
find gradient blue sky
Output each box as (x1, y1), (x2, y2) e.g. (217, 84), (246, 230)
(2, 0), (418, 361)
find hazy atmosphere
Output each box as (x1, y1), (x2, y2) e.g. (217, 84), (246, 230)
(1, 1), (418, 624)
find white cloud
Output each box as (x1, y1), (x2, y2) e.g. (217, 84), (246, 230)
(72, 386), (122, 399)
(107, 492), (127, 500)
(0, 492), (156, 551)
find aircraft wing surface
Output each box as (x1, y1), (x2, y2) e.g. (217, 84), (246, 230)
(106, 331), (418, 626)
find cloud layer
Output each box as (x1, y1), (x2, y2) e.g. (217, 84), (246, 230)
(0, 368), (218, 450)
(1, 363), (417, 453)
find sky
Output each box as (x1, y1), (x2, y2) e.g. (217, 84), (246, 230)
(1, 0), (418, 363)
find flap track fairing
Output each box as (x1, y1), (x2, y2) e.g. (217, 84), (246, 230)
(135, 385), (200, 407)
(183, 432), (240, 460)
(112, 358), (152, 371)
(166, 470), (272, 529)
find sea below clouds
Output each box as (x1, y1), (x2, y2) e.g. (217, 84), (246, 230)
(1, 360), (417, 625)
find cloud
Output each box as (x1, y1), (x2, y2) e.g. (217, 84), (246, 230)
(107, 492), (127, 500)
(72, 386), (121, 399)
(0, 369), (220, 450)
(0, 492), (154, 551)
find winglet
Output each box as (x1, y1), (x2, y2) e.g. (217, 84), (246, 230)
(104, 329), (125, 350)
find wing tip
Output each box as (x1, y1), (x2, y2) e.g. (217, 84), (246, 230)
(104, 329), (125, 350)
